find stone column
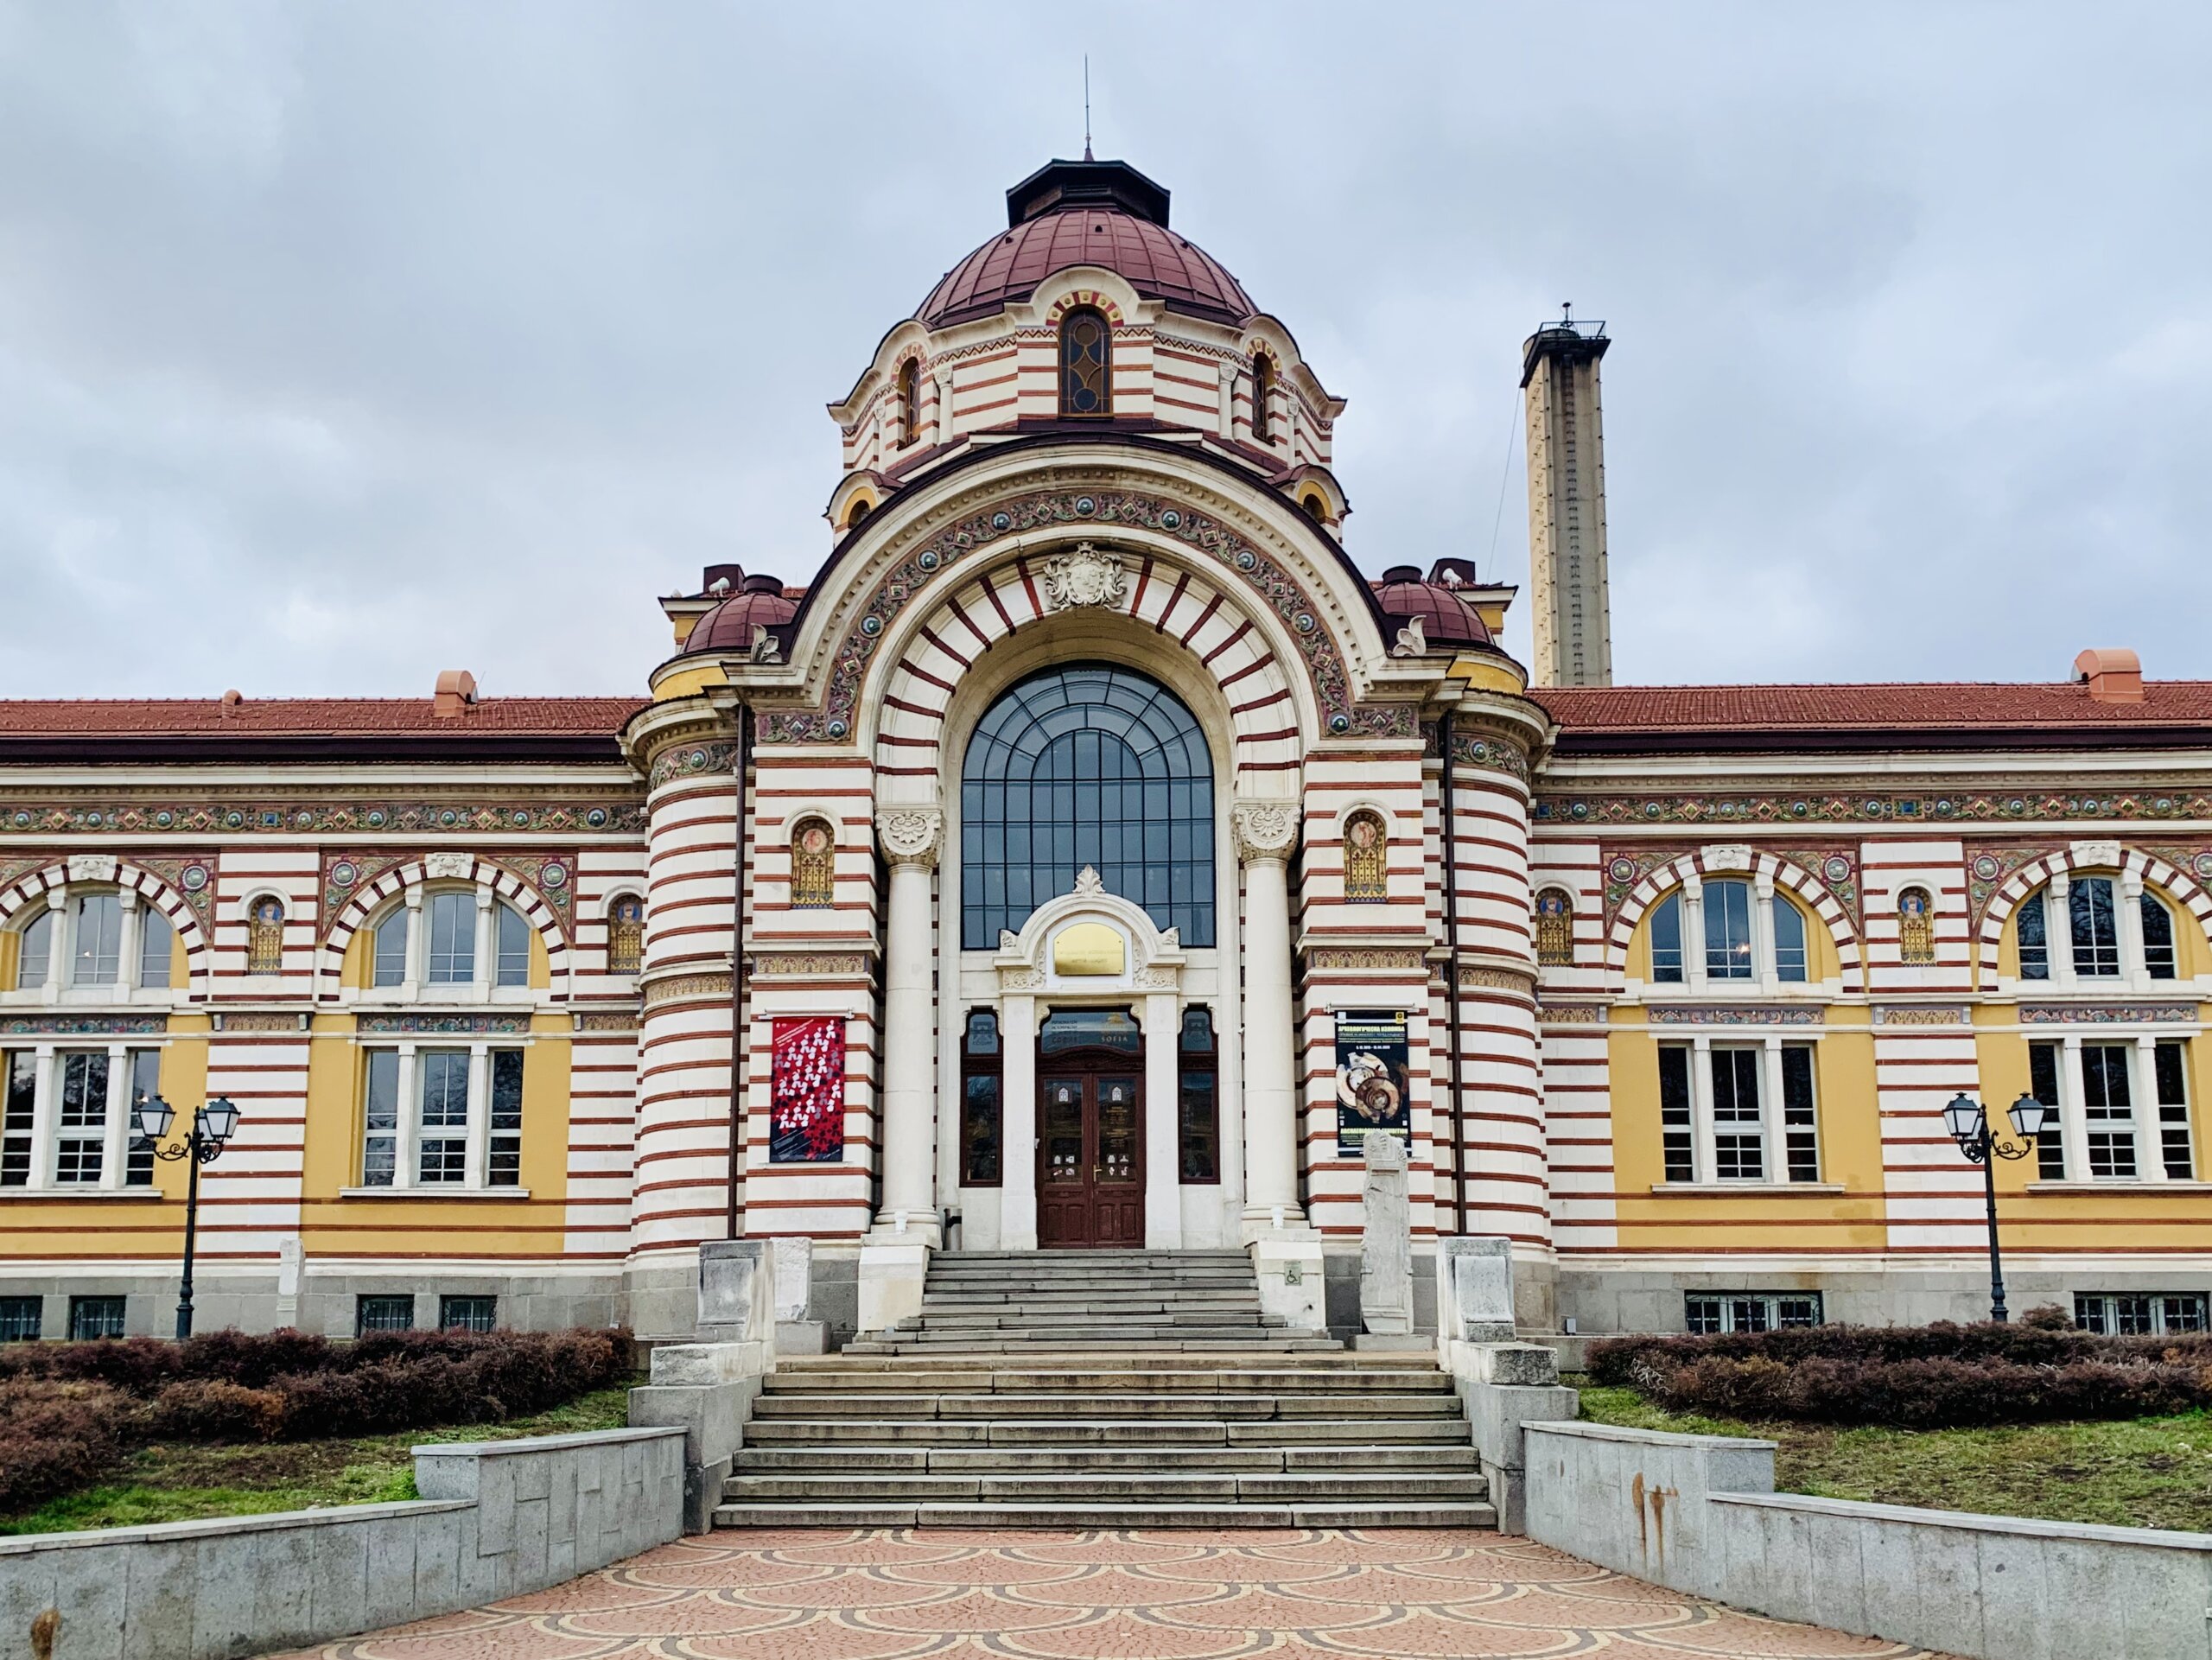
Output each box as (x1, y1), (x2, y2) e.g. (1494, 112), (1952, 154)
(1235, 801), (1302, 1230)
(1141, 990), (1182, 1249)
(1000, 994), (1038, 1250)
(872, 809), (944, 1247)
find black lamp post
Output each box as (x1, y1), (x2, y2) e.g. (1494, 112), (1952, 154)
(130, 1092), (243, 1339)
(1942, 1091), (2052, 1323)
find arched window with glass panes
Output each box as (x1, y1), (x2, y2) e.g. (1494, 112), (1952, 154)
(2015, 872), (2179, 985)
(1645, 876), (1814, 989)
(366, 888), (536, 994)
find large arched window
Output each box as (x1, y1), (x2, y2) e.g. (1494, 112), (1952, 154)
(960, 665), (1214, 947)
(1058, 307), (1111, 417)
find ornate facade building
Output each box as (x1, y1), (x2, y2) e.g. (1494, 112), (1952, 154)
(3, 158), (2208, 1345)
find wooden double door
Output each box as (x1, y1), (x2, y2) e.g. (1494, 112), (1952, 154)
(1037, 1060), (1144, 1248)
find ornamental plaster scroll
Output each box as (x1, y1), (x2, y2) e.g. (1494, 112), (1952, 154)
(1701, 844), (1753, 873)
(1230, 801), (1300, 863)
(750, 952), (874, 980)
(2070, 839), (2122, 868)
(756, 485), (1414, 747)
(642, 972), (734, 1008)
(875, 808), (945, 868)
(67, 854), (118, 883)
(1871, 1006), (1972, 1026)
(423, 852), (474, 881)
(1039, 543), (1128, 611)
(1306, 948), (1427, 973)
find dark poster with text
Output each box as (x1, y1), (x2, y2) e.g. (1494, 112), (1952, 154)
(1335, 1009), (1412, 1154)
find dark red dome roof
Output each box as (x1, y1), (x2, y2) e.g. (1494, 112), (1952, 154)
(918, 159), (1255, 329)
(1371, 565), (1494, 649)
(684, 576), (798, 655)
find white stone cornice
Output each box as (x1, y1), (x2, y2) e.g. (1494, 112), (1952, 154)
(874, 808), (945, 868)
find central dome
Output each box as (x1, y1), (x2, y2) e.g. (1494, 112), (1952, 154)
(917, 158), (1255, 329)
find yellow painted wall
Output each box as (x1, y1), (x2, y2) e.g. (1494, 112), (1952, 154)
(0, 1021), (209, 1261)
(1607, 1008), (1889, 1252)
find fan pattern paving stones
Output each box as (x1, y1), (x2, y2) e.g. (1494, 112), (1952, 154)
(266, 1528), (1959, 1660)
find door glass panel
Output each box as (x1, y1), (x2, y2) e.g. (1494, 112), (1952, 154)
(1042, 1078), (1084, 1184)
(1096, 1075), (1138, 1184)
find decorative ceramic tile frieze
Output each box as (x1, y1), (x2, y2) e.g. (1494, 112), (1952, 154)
(1872, 1006), (1972, 1027)
(2018, 1002), (2197, 1025)
(1646, 1005), (1825, 1027)
(0, 1014), (168, 1036)
(355, 1013), (533, 1036)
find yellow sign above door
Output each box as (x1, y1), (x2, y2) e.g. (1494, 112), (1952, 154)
(1052, 922), (1127, 976)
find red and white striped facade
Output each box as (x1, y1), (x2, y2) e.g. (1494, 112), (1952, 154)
(5, 156), (2210, 1345)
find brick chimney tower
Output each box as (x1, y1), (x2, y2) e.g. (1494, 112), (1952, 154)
(1522, 310), (1612, 688)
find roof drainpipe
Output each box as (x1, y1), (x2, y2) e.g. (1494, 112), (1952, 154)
(1439, 709), (1467, 1237)
(727, 706), (752, 1241)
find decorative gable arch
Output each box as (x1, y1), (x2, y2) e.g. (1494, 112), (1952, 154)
(1608, 846), (1863, 991)
(0, 858), (211, 995)
(1977, 843), (2212, 981)
(317, 854), (573, 1002)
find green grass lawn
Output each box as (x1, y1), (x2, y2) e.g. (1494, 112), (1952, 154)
(1574, 1383), (2212, 1533)
(0, 1386), (632, 1537)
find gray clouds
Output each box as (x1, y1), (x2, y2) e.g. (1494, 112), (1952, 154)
(0, 1), (2205, 696)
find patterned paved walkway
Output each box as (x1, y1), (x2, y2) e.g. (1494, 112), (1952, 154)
(270, 1529), (1956, 1659)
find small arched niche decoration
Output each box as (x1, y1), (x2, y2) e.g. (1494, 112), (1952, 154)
(1058, 307), (1111, 417)
(1251, 352), (1275, 442)
(1343, 810), (1388, 903)
(790, 817), (837, 909)
(896, 358), (920, 447)
(246, 897), (285, 976)
(607, 895), (645, 976)
(1535, 888), (1575, 965)
(1897, 887), (1936, 965)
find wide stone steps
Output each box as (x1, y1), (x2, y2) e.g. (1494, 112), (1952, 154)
(717, 1249), (1491, 1530)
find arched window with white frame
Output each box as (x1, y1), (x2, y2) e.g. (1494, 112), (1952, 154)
(1645, 876), (1815, 989)
(2014, 872), (2181, 985)
(364, 887), (536, 994)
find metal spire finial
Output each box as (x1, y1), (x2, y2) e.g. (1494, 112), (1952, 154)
(1083, 56), (1092, 160)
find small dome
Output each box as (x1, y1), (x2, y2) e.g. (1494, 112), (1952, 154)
(684, 574), (797, 654)
(1372, 564), (1494, 649)
(918, 159), (1255, 329)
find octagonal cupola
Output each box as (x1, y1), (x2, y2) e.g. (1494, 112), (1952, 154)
(823, 158), (1349, 537)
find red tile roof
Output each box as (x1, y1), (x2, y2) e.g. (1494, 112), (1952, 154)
(0, 696), (646, 762)
(1535, 682), (2212, 752)
(0, 696), (645, 736)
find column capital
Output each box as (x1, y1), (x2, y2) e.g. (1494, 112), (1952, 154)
(875, 808), (945, 868)
(1231, 801), (1299, 864)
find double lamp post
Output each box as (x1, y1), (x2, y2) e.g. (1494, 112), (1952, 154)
(130, 1092), (242, 1339)
(1942, 1090), (2053, 1324)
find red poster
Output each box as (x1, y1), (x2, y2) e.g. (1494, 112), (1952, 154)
(770, 1016), (846, 1163)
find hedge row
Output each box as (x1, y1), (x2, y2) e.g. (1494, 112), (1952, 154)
(0, 1327), (635, 1514)
(1588, 1316), (2212, 1428)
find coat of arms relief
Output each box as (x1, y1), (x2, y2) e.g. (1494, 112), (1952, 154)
(1039, 542), (1128, 611)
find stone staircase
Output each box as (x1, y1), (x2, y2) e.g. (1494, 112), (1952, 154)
(715, 1250), (1494, 1528)
(846, 1248), (1338, 1355)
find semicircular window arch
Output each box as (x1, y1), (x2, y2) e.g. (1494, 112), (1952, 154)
(960, 664), (1215, 949)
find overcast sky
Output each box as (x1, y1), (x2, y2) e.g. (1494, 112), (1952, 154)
(2, 2), (2207, 700)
